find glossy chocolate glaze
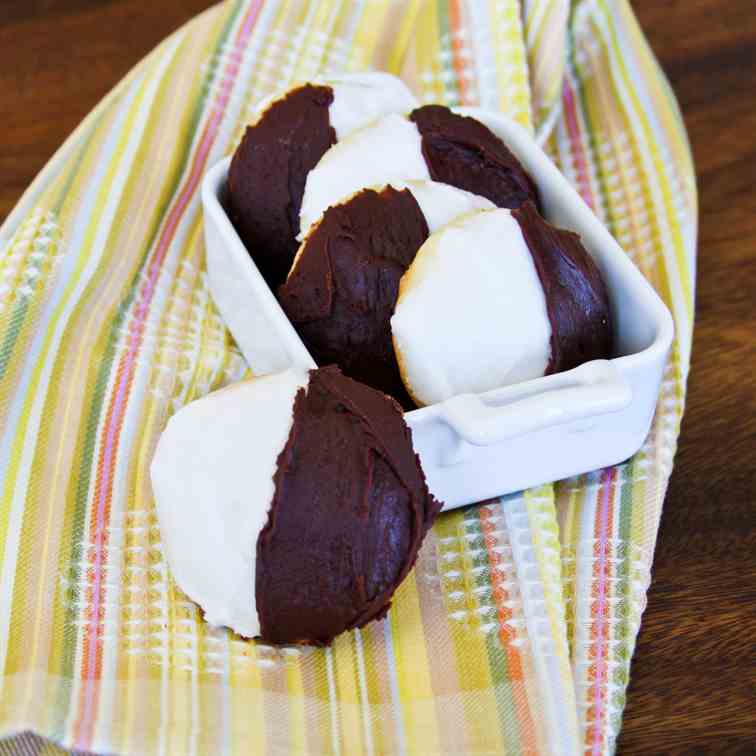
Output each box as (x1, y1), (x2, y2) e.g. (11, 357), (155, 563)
(513, 201), (612, 373)
(410, 105), (539, 211)
(278, 187), (429, 409)
(255, 366), (442, 646)
(228, 84), (336, 288)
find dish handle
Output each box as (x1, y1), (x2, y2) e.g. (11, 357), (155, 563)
(437, 360), (632, 447)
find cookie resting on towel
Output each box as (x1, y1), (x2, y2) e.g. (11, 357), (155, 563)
(150, 366), (442, 646)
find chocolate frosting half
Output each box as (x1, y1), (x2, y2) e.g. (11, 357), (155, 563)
(410, 105), (539, 211)
(228, 84), (337, 288)
(513, 201), (612, 374)
(278, 187), (429, 409)
(255, 366), (442, 646)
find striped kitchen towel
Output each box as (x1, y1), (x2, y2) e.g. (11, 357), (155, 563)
(0, 1), (695, 754)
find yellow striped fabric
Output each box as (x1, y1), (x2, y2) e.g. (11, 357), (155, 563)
(0, 1), (695, 754)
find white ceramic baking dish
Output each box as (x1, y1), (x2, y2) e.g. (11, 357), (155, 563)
(201, 108), (674, 510)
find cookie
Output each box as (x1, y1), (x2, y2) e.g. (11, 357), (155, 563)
(392, 205), (611, 405)
(151, 366), (442, 645)
(227, 73), (417, 287)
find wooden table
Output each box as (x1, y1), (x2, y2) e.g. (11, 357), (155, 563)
(1, 1), (754, 753)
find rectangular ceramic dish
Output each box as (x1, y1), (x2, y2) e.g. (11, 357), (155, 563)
(202, 108), (674, 510)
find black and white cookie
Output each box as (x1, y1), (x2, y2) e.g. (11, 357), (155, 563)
(278, 181), (493, 407)
(392, 203), (612, 406)
(227, 73), (417, 287)
(150, 366), (441, 646)
(298, 104), (539, 239)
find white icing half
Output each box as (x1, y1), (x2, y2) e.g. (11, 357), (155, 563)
(298, 114), (430, 240)
(403, 181), (495, 233)
(327, 72), (418, 140)
(391, 209), (551, 406)
(250, 91), (278, 123)
(150, 369), (309, 638)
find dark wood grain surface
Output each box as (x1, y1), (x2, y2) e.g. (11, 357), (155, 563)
(1, 1), (754, 754)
